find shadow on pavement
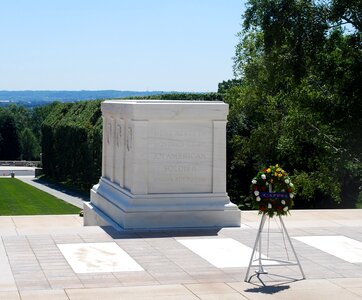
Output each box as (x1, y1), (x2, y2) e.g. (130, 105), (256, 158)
(33, 178), (90, 201)
(245, 285), (290, 294)
(101, 225), (222, 239)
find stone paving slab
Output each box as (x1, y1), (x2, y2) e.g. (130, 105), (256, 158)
(0, 210), (361, 299)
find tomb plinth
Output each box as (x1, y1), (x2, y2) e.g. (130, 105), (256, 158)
(84, 100), (241, 229)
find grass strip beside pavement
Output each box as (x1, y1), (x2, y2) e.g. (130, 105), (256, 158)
(0, 178), (80, 215)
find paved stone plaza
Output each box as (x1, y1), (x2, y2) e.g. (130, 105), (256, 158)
(1, 210), (362, 300)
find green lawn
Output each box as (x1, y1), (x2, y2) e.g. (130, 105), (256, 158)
(0, 178), (80, 215)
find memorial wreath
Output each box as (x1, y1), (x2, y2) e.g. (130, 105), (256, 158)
(251, 164), (295, 217)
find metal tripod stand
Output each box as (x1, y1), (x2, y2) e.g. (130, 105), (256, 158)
(244, 213), (305, 285)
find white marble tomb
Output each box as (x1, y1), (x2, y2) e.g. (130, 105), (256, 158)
(84, 100), (241, 229)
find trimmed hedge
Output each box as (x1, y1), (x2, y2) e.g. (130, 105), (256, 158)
(41, 100), (102, 190)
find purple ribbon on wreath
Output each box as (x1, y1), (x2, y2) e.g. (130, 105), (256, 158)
(260, 192), (289, 199)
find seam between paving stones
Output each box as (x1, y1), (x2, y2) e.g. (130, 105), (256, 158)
(1, 235), (22, 292)
(137, 240), (181, 286)
(25, 235), (53, 290)
(1, 235), (25, 292)
(10, 217), (19, 236)
(111, 237), (162, 286)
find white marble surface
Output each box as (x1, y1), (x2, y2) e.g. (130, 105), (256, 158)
(147, 121), (213, 193)
(293, 236), (362, 263)
(57, 242), (143, 273)
(101, 100), (229, 120)
(100, 100), (229, 196)
(86, 100), (241, 229)
(177, 238), (275, 268)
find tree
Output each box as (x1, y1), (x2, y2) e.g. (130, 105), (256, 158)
(226, 0), (361, 208)
(0, 104), (48, 161)
(19, 128), (40, 161)
(0, 112), (21, 160)
(330, 0), (362, 32)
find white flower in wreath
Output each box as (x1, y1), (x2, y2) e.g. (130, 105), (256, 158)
(283, 206), (289, 211)
(252, 179), (257, 184)
(290, 183), (294, 188)
(254, 190), (260, 196)
(261, 174), (266, 180)
(290, 193), (294, 199)
(285, 179), (290, 184)
(268, 203), (272, 209)
(266, 182), (269, 186)
(281, 200), (286, 205)
(256, 196), (261, 202)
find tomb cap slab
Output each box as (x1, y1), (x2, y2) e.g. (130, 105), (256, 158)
(101, 100), (228, 120)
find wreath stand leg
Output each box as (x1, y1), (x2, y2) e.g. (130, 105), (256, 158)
(244, 214), (305, 285)
(278, 215), (305, 280)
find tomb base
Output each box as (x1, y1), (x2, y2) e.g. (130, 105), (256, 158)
(84, 177), (241, 229)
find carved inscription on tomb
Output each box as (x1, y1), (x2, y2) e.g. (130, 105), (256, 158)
(148, 123), (212, 193)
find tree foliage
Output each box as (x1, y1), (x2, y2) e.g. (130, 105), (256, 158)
(0, 111), (20, 160)
(19, 128), (40, 161)
(225, 0), (361, 208)
(0, 104), (51, 160)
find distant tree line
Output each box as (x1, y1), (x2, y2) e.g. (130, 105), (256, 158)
(0, 104), (52, 161)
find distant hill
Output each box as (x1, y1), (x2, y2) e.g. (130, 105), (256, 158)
(0, 90), (176, 107)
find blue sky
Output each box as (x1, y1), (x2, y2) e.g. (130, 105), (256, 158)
(0, 0), (245, 92)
